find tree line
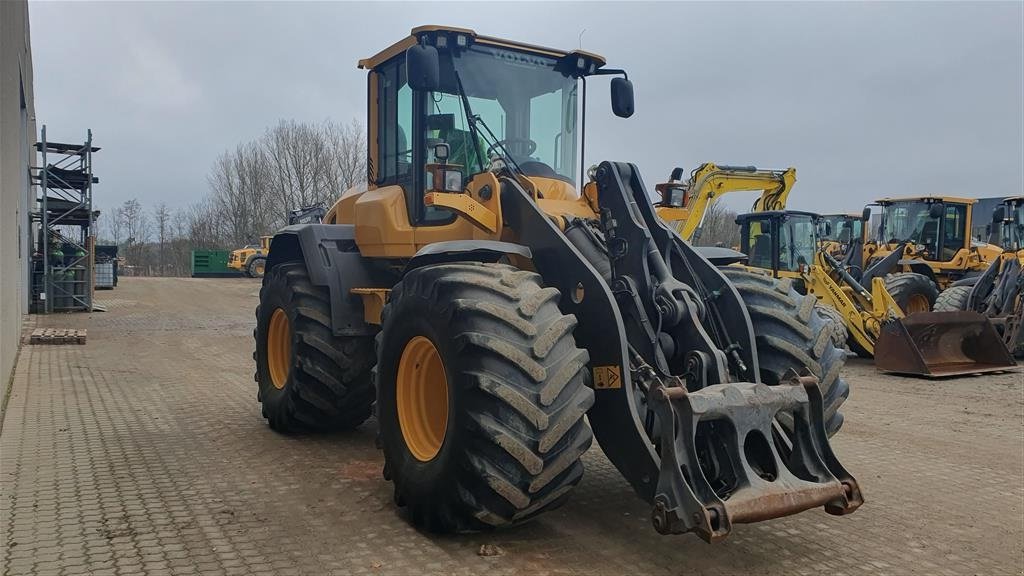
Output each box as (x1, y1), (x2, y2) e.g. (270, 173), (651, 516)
(96, 117), (742, 277)
(96, 119), (365, 276)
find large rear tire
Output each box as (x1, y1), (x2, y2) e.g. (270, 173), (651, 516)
(814, 303), (849, 350)
(933, 285), (971, 312)
(884, 272), (938, 314)
(254, 262), (375, 432)
(376, 262), (594, 532)
(720, 268), (849, 437)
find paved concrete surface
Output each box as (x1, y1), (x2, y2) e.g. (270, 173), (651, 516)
(2, 277), (1022, 576)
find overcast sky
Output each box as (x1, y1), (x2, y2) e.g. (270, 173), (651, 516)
(28, 1), (1024, 216)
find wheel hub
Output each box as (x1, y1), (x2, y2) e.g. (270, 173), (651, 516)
(397, 336), (449, 461)
(267, 308), (291, 389)
(907, 293), (931, 314)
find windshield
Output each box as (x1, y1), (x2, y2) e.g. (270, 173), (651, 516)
(879, 201), (934, 245)
(780, 215), (818, 272)
(879, 201), (967, 261)
(430, 44), (578, 183)
(820, 216), (861, 244)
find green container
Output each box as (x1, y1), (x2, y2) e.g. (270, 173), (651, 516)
(191, 250), (239, 277)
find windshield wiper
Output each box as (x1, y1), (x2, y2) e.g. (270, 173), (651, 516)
(451, 71), (486, 173)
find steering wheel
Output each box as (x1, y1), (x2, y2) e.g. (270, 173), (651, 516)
(487, 138), (537, 159)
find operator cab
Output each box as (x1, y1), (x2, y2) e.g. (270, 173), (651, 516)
(358, 26), (633, 228)
(736, 210), (820, 278)
(820, 214), (863, 246)
(870, 197), (974, 262)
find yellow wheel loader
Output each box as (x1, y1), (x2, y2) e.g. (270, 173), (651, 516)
(858, 197), (1003, 297)
(735, 210), (1016, 376)
(935, 197), (1024, 355)
(252, 27), (862, 542)
(654, 163), (795, 244)
(819, 213), (863, 261)
(228, 235), (271, 278)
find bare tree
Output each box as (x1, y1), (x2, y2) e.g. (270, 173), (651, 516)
(153, 203), (171, 274)
(693, 201), (741, 248)
(118, 199), (150, 269)
(326, 119), (366, 193)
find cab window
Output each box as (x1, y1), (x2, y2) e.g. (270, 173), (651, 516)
(742, 218), (774, 270)
(377, 59), (413, 186)
(942, 204), (966, 259)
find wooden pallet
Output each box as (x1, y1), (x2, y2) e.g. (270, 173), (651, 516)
(29, 328), (87, 345)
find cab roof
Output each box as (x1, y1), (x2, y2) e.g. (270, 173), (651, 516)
(875, 196), (977, 205)
(821, 213), (862, 219)
(358, 25), (607, 70)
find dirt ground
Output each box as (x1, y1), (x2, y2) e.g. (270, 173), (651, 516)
(2, 277), (1022, 576)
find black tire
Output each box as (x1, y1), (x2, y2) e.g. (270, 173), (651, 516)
(720, 268), (849, 437)
(814, 303), (849, 350)
(376, 262), (594, 532)
(247, 257), (267, 278)
(884, 272), (938, 315)
(254, 262), (375, 432)
(933, 285), (971, 312)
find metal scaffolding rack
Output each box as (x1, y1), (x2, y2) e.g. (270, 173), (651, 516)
(31, 127), (100, 313)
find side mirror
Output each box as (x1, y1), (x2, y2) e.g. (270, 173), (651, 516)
(861, 207), (871, 223)
(992, 205), (1007, 223)
(928, 203), (945, 219)
(610, 77), (634, 118)
(406, 45), (440, 92)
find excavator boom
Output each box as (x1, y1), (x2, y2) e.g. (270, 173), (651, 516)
(655, 163), (796, 243)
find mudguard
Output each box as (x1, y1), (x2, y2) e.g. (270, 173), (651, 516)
(266, 224), (396, 336)
(405, 240), (531, 272)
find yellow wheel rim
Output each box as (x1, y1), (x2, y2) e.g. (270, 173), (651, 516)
(254, 261), (265, 276)
(907, 294), (931, 314)
(396, 336), (449, 462)
(267, 308), (292, 390)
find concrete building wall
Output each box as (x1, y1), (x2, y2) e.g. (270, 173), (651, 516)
(1, 0), (36, 387)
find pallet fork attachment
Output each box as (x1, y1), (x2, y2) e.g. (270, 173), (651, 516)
(591, 162), (861, 540)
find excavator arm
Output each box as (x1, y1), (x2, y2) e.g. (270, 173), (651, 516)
(654, 163), (796, 243)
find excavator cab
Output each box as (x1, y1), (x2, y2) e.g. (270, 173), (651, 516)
(736, 210), (819, 282)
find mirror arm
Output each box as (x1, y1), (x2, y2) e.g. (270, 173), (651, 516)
(589, 68), (628, 80)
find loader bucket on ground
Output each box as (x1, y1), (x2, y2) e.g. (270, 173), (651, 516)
(874, 311), (1018, 377)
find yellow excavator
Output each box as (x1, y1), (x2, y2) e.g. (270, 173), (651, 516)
(735, 210), (1016, 376)
(252, 26), (863, 542)
(858, 197), (1003, 299)
(654, 163), (795, 244)
(934, 196), (1024, 355)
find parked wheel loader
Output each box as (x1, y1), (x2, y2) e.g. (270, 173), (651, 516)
(858, 197), (1003, 304)
(252, 26), (862, 542)
(819, 213), (863, 261)
(935, 197), (1024, 355)
(228, 235), (270, 278)
(734, 210), (1016, 376)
